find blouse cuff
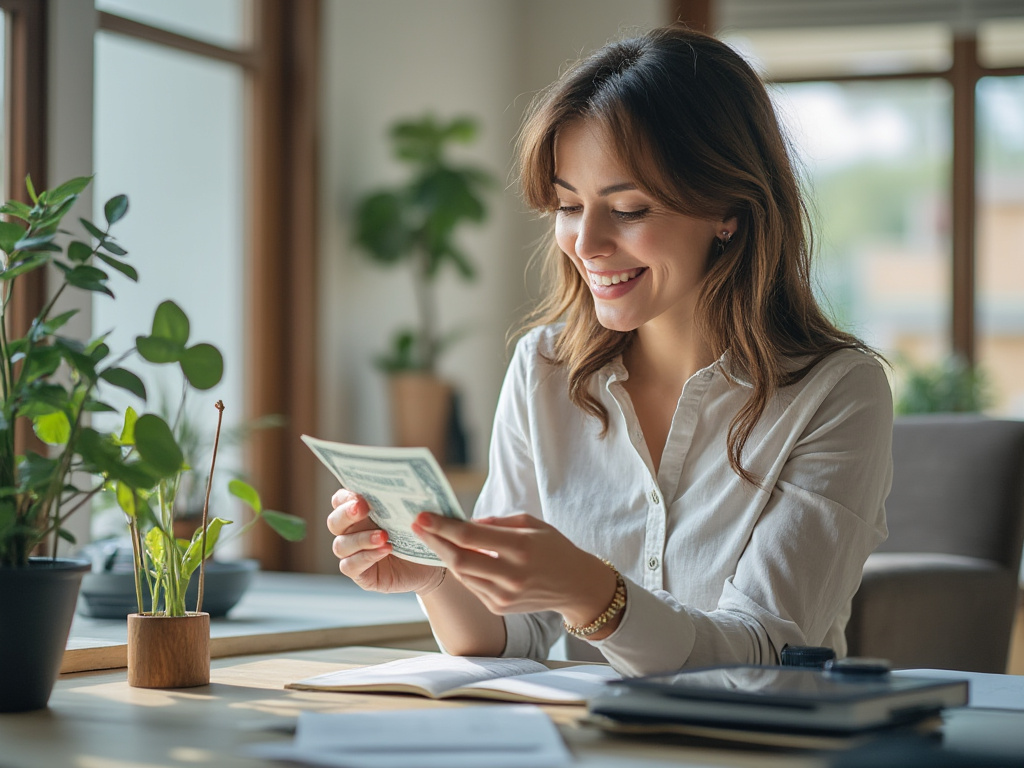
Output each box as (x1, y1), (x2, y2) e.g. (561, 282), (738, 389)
(589, 578), (697, 676)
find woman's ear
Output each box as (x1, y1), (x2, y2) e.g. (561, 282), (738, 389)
(717, 215), (739, 241)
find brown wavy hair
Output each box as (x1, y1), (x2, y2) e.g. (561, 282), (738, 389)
(516, 26), (872, 484)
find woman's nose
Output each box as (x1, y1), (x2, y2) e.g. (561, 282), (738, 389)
(574, 212), (616, 260)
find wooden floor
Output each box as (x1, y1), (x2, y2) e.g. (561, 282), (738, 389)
(1009, 593), (1024, 675)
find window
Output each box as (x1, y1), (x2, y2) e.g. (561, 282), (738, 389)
(722, 13), (1024, 417)
(85, 1), (320, 569)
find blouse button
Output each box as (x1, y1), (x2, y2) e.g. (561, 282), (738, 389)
(650, 489), (660, 505)
(647, 556), (660, 570)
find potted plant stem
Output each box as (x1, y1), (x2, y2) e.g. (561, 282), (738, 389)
(96, 303), (306, 688)
(352, 114), (493, 462)
(0, 176), (198, 712)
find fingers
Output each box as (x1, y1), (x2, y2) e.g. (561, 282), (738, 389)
(331, 528), (388, 560)
(414, 512), (538, 557)
(331, 488), (358, 508)
(326, 492), (372, 536)
(338, 546), (392, 583)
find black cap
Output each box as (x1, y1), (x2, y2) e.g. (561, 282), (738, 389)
(780, 645), (836, 668)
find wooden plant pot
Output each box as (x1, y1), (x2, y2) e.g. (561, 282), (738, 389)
(389, 372), (453, 463)
(127, 612), (210, 689)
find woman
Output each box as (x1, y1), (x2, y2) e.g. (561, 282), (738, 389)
(328, 26), (892, 677)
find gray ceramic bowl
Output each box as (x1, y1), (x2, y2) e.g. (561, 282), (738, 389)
(78, 558), (259, 619)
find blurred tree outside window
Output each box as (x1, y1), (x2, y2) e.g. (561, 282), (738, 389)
(727, 22), (1024, 418)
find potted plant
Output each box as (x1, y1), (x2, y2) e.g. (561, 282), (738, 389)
(0, 176), (196, 711)
(352, 114), (493, 462)
(894, 354), (994, 414)
(95, 302), (306, 688)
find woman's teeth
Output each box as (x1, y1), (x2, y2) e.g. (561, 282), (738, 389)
(591, 269), (641, 287)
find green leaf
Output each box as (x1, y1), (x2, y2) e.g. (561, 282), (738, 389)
(180, 517), (231, 584)
(135, 335), (182, 364)
(57, 527), (77, 544)
(33, 411), (71, 445)
(14, 232), (58, 251)
(17, 452), (59, 493)
(228, 479), (261, 514)
(79, 217), (106, 241)
(100, 239), (128, 257)
(96, 252), (138, 281)
(115, 481), (137, 517)
(180, 343), (224, 390)
(0, 221), (26, 253)
(118, 406), (139, 446)
(82, 400), (117, 414)
(104, 194), (129, 225)
(151, 300), (190, 346)
(353, 191), (413, 263)
(262, 509), (307, 541)
(0, 201), (32, 220)
(133, 413), (184, 475)
(65, 264), (113, 296)
(68, 240), (93, 263)
(144, 527), (166, 570)
(100, 367), (147, 399)
(17, 346), (63, 384)
(48, 176), (92, 204)
(0, 252), (48, 280)
(29, 309), (79, 342)
(25, 175), (38, 204)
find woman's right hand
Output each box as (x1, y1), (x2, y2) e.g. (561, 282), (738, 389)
(327, 489), (443, 594)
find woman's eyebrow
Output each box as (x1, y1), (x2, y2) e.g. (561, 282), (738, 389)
(552, 177), (638, 196)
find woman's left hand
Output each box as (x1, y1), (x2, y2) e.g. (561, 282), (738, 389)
(411, 512), (616, 626)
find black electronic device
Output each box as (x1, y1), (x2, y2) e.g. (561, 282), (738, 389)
(589, 664), (968, 735)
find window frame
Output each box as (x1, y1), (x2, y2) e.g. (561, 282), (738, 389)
(91, 0), (320, 570)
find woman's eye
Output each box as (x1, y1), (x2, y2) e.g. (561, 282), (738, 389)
(556, 204), (582, 215)
(614, 208), (649, 221)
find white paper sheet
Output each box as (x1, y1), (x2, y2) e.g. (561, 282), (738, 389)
(248, 705), (573, 768)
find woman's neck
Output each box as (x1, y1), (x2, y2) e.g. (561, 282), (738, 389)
(624, 321), (714, 392)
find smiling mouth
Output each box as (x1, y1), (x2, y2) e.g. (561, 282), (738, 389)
(588, 268), (645, 287)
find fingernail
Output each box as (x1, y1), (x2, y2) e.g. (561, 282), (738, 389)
(371, 530), (384, 545)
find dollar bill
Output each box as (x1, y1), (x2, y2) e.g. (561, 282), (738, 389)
(301, 435), (467, 566)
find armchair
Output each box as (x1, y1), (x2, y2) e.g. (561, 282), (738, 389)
(845, 414), (1024, 672)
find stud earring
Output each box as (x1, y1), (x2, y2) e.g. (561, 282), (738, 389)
(715, 230), (733, 258)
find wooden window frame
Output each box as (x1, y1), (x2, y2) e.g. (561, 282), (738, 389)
(2, 0), (47, 459)
(93, 0), (321, 571)
(670, 0), (1024, 365)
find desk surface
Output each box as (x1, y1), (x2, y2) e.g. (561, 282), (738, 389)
(5, 646), (816, 768)
(63, 571), (433, 673)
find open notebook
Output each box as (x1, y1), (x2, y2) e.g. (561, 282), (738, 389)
(287, 654), (620, 705)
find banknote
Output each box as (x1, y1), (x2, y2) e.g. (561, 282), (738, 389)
(301, 435), (467, 566)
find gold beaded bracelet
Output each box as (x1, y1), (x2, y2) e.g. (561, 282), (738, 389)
(563, 560), (627, 638)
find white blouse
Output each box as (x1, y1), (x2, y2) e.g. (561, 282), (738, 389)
(473, 325), (893, 677)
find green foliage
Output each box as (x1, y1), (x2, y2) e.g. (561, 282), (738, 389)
(894, 355), (994, 415)
(0, 176), (188, 566)
(0, 177), (305, 621)
(352, 114), (493, 373)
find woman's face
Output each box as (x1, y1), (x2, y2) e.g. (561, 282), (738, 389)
(553, 119), (734, 336)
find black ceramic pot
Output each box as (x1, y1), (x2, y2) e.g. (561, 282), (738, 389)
(0, 557), (90, 712)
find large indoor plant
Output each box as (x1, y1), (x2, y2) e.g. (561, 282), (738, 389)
(0, 177), (202, 711)
(352, 114), (493, 461)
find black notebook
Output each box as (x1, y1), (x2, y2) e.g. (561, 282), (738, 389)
(588, 664), (968, 734)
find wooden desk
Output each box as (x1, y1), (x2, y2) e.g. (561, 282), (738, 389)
(3, 646), (815, 768)
(63, 571), (434, 673)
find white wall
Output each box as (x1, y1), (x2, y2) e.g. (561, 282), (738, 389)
(315, 0), (663, 571)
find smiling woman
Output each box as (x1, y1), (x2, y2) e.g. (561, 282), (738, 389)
(326, 25), (894, 678)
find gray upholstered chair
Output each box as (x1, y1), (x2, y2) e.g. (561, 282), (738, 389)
(846, 414), (1024, 672)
